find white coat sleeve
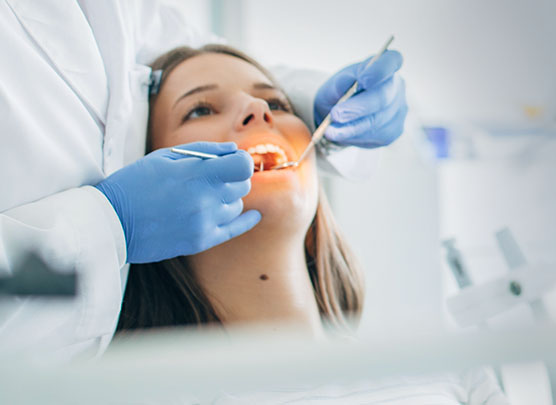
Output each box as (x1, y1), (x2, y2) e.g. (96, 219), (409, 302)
(0, 187), (126, 361)
(270, 65), (381, 180)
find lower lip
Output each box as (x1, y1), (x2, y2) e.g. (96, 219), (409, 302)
(252, 166), (296, 180)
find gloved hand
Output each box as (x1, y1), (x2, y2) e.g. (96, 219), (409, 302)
(95, 142), (260, 263)
(314, 50), (408, 148)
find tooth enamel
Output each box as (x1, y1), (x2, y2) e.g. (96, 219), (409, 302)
(246, 143), (288, 162)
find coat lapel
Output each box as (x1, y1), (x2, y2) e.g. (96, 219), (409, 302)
(6, 0), (109, 124)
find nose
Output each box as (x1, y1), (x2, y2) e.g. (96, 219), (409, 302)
(235, 97), (273, 131)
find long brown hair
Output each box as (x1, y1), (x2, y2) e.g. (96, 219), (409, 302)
(117, 45), (364, 334)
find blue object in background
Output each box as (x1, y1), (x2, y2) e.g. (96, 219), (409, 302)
(423, 126), (450, 159)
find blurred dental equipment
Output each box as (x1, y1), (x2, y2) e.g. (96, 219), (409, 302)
(272, 35), (395, 170)
(2, 323), (554, 404)
(442, 239), (473, 289)
(443, 228), (555, 404)
(0, 252), (76, 297)
(170, 147), (219, 159)
(444, 227), (553, 328)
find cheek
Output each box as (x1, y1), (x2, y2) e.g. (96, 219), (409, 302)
(243, 178), (319, 234)
(153, 119), (233, 150)
(243, 156), (319, 233)
(280, 120), (312, 152)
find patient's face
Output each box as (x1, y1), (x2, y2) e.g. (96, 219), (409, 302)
(150, 52), (318, 232)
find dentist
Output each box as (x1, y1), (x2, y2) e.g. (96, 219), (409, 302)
(0, 0), (406, 360)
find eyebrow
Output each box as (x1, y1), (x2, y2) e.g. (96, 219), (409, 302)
(173, 84), (219, 108)
(172, 82), (281, 108)
(253, 82), (276, 90)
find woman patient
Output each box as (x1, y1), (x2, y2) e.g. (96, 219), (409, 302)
(116, 44), (364, 337)
(115, 44), (507, 404)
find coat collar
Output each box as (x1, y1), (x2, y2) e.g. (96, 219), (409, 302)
(6, 0), (109, 125)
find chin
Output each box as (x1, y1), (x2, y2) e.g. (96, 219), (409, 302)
(244, 171), (318, 235)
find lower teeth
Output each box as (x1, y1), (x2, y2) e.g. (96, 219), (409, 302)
(251, 152), (286, 172)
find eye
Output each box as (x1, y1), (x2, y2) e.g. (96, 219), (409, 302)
(183, 102), (215, 122)
(266, 98), (292, 113)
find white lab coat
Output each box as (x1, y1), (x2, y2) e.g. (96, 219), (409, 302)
(0, 0), (378, 361)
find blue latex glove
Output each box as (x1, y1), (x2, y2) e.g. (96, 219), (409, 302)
(95, 142), (260, 263)
(314, 50), (408, 148)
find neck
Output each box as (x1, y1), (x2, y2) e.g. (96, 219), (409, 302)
(189, 219), (324, 339)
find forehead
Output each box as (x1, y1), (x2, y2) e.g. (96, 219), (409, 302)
(162, 52), (273, 95)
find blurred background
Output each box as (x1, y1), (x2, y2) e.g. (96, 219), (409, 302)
(165, 0), (556, 398)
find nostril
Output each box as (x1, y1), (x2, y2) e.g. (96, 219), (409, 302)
(263, 112), (271, 123)
(242, 114), (254, 126)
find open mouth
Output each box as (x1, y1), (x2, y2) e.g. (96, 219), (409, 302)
(247, 143), (289, 172)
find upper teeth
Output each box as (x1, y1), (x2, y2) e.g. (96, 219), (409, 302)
(247, 143), (285, 156)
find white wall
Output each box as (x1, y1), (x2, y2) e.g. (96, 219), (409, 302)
(240, 0), (556, 129)
(161, 0), (212, 34)
(330, 129), (442, 335)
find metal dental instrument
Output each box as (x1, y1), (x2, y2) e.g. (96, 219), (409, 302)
(171, 147), (267, 172)
(272, 35), (395, 171)
(171, 148), (219, 159)
(171, 147), (269, 173)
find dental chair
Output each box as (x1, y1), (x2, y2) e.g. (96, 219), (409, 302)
(444, 228), (555, 404)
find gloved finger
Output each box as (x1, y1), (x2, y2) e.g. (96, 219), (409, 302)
(161, 141), (238, 160)
(218, 179), (252, 204)
(204, 150), (254, 183)
(213, 210), (262, 246)
(331, 76), (401, 124)
(326, 80), (405, 141)
(316, 64), (358, 115)
(214, 199), (244, 225)
(356, 50), (403, 90)
(327, 103), (408, 148)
